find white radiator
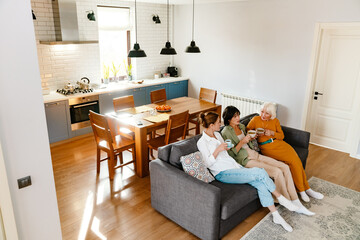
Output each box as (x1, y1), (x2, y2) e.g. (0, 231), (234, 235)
(221, 93), (270, 117)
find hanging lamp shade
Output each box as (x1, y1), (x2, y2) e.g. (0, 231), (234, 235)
(185, 40), (200, 53)
(161, 41), (177, 55)
(128, 43), (147, 57)
(160, 0), (176, 55)
(186, 0), (200, 53)
(128, 0), (147, 58)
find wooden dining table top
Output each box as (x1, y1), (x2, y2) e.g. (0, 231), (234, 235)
(110, 96), (221, 177)
(114, 96), (221, 131)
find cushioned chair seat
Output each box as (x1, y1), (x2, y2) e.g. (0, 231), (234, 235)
(211, 181), (258, 220)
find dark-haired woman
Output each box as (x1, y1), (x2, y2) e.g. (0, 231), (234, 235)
(221, 106), (314, 216)
(197, 111), (299, 232)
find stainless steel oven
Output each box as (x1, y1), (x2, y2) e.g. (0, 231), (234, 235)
(69, 95), (99, 131)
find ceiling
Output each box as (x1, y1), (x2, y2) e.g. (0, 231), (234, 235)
(136, 0), (248, 5)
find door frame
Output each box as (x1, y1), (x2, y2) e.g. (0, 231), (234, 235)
(0, 139), (19, 239)
(301, 22), (360, 159)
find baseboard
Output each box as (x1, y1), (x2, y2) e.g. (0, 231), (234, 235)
(50, 133), (93, 147)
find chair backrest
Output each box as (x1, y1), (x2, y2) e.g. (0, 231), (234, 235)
(199, 87), (217, 103)
(165, 110), (189, 144)
(113, 95), (135, 112)
(150, 88), (167, 103)
(89, 110), (114, 151)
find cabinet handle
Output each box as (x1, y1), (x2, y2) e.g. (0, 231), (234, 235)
(45, 102), (60, 107)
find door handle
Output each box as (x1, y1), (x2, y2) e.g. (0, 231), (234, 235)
(314, 91), (323, 95)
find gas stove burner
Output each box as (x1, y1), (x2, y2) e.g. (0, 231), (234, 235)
(57, 87), (94, 95)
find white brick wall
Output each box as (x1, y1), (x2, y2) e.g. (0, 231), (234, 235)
(32, 0), (173, 91)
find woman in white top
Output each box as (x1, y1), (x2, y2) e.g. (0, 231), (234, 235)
(197, 111), (299, 232)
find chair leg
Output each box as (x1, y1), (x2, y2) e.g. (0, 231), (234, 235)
(119, 152), (123, 165)
(108, 153), (115, 180)
(132, 147), (136, 172)
(96, 148), (101, 174)
(150, 148), (155, 160)
(195, 122), (200, 135)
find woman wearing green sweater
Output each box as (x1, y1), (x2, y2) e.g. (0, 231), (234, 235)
(221, 106), (314, 215)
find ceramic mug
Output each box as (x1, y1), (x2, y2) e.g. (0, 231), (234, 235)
(248, 130), (256, 138)
(256, 128), (265, 135)
(225, 139), (232, 148)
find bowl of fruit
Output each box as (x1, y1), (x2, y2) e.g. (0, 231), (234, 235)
(155, 105), (171, 112)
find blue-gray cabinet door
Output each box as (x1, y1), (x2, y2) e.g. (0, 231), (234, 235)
(99, 90), (128, 114)
(167, 80), (188, 99)
(44, 101), (70, 143)
(145, 84), (167, 103)
(129, 88), (146, 106)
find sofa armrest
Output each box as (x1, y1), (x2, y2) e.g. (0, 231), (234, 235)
(150, 159), (221, 240)
(282, 126), (310, 149)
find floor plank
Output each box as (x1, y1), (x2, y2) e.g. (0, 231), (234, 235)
(50, 135), (360, 240)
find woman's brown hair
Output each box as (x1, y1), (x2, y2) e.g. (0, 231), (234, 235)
(199, 111), (219, 128)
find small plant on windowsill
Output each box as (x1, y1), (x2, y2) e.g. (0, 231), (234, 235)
(111, 62), (121, 82)
(102, 64), (110, 84)
(124, 60), (132, 81)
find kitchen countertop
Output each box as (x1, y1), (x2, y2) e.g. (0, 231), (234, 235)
(43, 77), (189, 103)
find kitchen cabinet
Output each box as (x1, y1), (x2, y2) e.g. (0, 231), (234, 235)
(99, 89), (128, 114)
(44, 100), (70, 143)
(128, 88), (146, 106)
(167, 80), (188, 99)
(145, 84), (167, 103)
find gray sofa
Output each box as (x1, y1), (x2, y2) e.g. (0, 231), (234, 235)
(150, 113), (310, 240)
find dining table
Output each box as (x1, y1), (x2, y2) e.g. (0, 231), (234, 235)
(111, 96), (222, 178)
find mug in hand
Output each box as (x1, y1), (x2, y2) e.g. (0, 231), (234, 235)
(256, 128), (265, 135)
(225, 139), (232, 148)
(248, 130), (256, 138)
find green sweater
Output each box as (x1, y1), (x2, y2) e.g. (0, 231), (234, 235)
(221, 124), (256, 166)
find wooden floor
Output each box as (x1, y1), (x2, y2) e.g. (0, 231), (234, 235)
(50, 135), (360, 240)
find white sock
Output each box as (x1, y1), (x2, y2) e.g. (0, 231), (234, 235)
(277, 195), (299, 211)
(272, 211), (293, 232)
(299, 191), (310, 202)
(306, 188), (324, 199)
(292, 199), (315, 216)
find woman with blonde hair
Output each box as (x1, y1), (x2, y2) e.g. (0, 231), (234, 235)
(197, 111), (300, 232)
(247, 102), (324, 202)
(221, 106), (314, 215)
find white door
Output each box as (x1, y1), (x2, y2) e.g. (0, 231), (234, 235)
(306, 27), (360, 153)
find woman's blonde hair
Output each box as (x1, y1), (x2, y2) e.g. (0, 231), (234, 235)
(259, 102), (277, 119)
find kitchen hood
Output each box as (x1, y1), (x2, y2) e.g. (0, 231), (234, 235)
(40, 0), (98, 45)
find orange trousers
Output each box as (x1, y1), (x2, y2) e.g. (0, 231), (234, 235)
(260, 140), (310, 192)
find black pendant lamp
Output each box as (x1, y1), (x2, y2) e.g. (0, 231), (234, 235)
(160, 0), (177, 55)
(185, 0), (200, 53)
(128, 0), (147, 58)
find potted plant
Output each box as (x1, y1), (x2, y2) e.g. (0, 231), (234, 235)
(124, 60), (133, 81)
(111, 62), (121, 82)
(102, 64), (110, 84)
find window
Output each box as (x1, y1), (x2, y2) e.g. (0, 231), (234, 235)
(98, 6), (131, 80)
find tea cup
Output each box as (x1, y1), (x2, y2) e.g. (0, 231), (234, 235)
(248, 130), (256, 138)
(225, 139), (232, 148)
(256, 128), (265, 135)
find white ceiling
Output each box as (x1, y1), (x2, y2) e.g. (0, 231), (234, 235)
(136, 0), (248, 5)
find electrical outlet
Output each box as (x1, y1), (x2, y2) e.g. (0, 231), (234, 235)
(17, 176), (32, 189)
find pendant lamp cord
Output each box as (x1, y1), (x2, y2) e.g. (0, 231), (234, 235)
(135, 0), (138, 43)
(192, 0), (195, 41)
(167, 0), (169, 41)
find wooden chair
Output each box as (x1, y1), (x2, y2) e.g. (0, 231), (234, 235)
(89, 110), (136, 180)
(148, 110), (189, 159)
(150, 88), (167, 103)
(188, 87), (217, 135)
(113, 95), (135, 112)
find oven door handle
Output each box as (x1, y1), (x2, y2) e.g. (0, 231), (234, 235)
(71, 102), (98, 108)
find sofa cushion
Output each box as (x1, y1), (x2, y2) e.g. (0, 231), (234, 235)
(180, 151), (215, 183)
(169, 137), (198, 169)
(210, 181), (259, 220)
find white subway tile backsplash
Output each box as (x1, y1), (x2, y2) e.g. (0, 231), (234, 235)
(32, 0), (172, 91)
